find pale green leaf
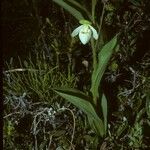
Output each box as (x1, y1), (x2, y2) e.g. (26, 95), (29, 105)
(88, 116), (104, 136)
(90, 34), (118, 98)
(53, 0), (84, 21)
(53, 88), (104, 136)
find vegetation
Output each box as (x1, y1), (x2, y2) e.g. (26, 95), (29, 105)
(3, 0), (150, 149)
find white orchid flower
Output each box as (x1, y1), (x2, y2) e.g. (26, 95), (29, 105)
(71, 20), (98, 45)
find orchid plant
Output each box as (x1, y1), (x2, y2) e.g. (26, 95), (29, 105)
(53, 0), (118, 138)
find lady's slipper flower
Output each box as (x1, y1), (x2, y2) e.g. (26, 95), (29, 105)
(71, 20), (98, 45)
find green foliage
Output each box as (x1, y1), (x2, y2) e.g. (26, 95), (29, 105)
(54, 88), (104, 136)
(4, 121), (15, 137)
(129, 122), (143, 148)
(101, 94), (108, 134)
(90, 34), (118, 100)
(53, 0), (84, 21)
(4, 54), (76, 104)
(3, 53), (78, 149)
(52, 0), (119, 140)
(53, 34), (118, 138)
(3, 0), (150, 149)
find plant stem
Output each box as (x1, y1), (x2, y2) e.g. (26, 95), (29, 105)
(90, 1), (105, 106)
(99, 2), (105, 34)
(92, 0), (97, 24)
(91, 1), (105, 67)
(95, 2), (106, 50)
(91, 38), (98, 106)
(91, 39), (97, 70)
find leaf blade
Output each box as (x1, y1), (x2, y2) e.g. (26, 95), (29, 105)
(90, 34), (118, 98)
(53, 88), (104, 136)
(53, 0), (84, 21)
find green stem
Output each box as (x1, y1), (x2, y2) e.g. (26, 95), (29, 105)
(91, 1), (105, 67)
(90, 1), (105, 106)
(91, 39), (97, 70)
(98, 2), (105, 34)
(91, 38), (97, 106)
(91, 0), (98, 106)
(95, 2), (106, 50)
(92, 0), (97, 24)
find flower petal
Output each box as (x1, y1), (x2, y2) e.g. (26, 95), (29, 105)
(89, 25), (98, 40)
(71, 25), (84, 37)
(79, 30), (91, 44)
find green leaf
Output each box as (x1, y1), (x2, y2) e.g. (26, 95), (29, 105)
(90, 34), (118, 99)
(146, 93), (150, 118)
(53, 88), (104, 136)
(66, 0), (92, 21)
(53, 0), (84, 21)
(88, 116), (104, 137)
(66, 0), (87, 11)
(101, 93), (107, 134)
